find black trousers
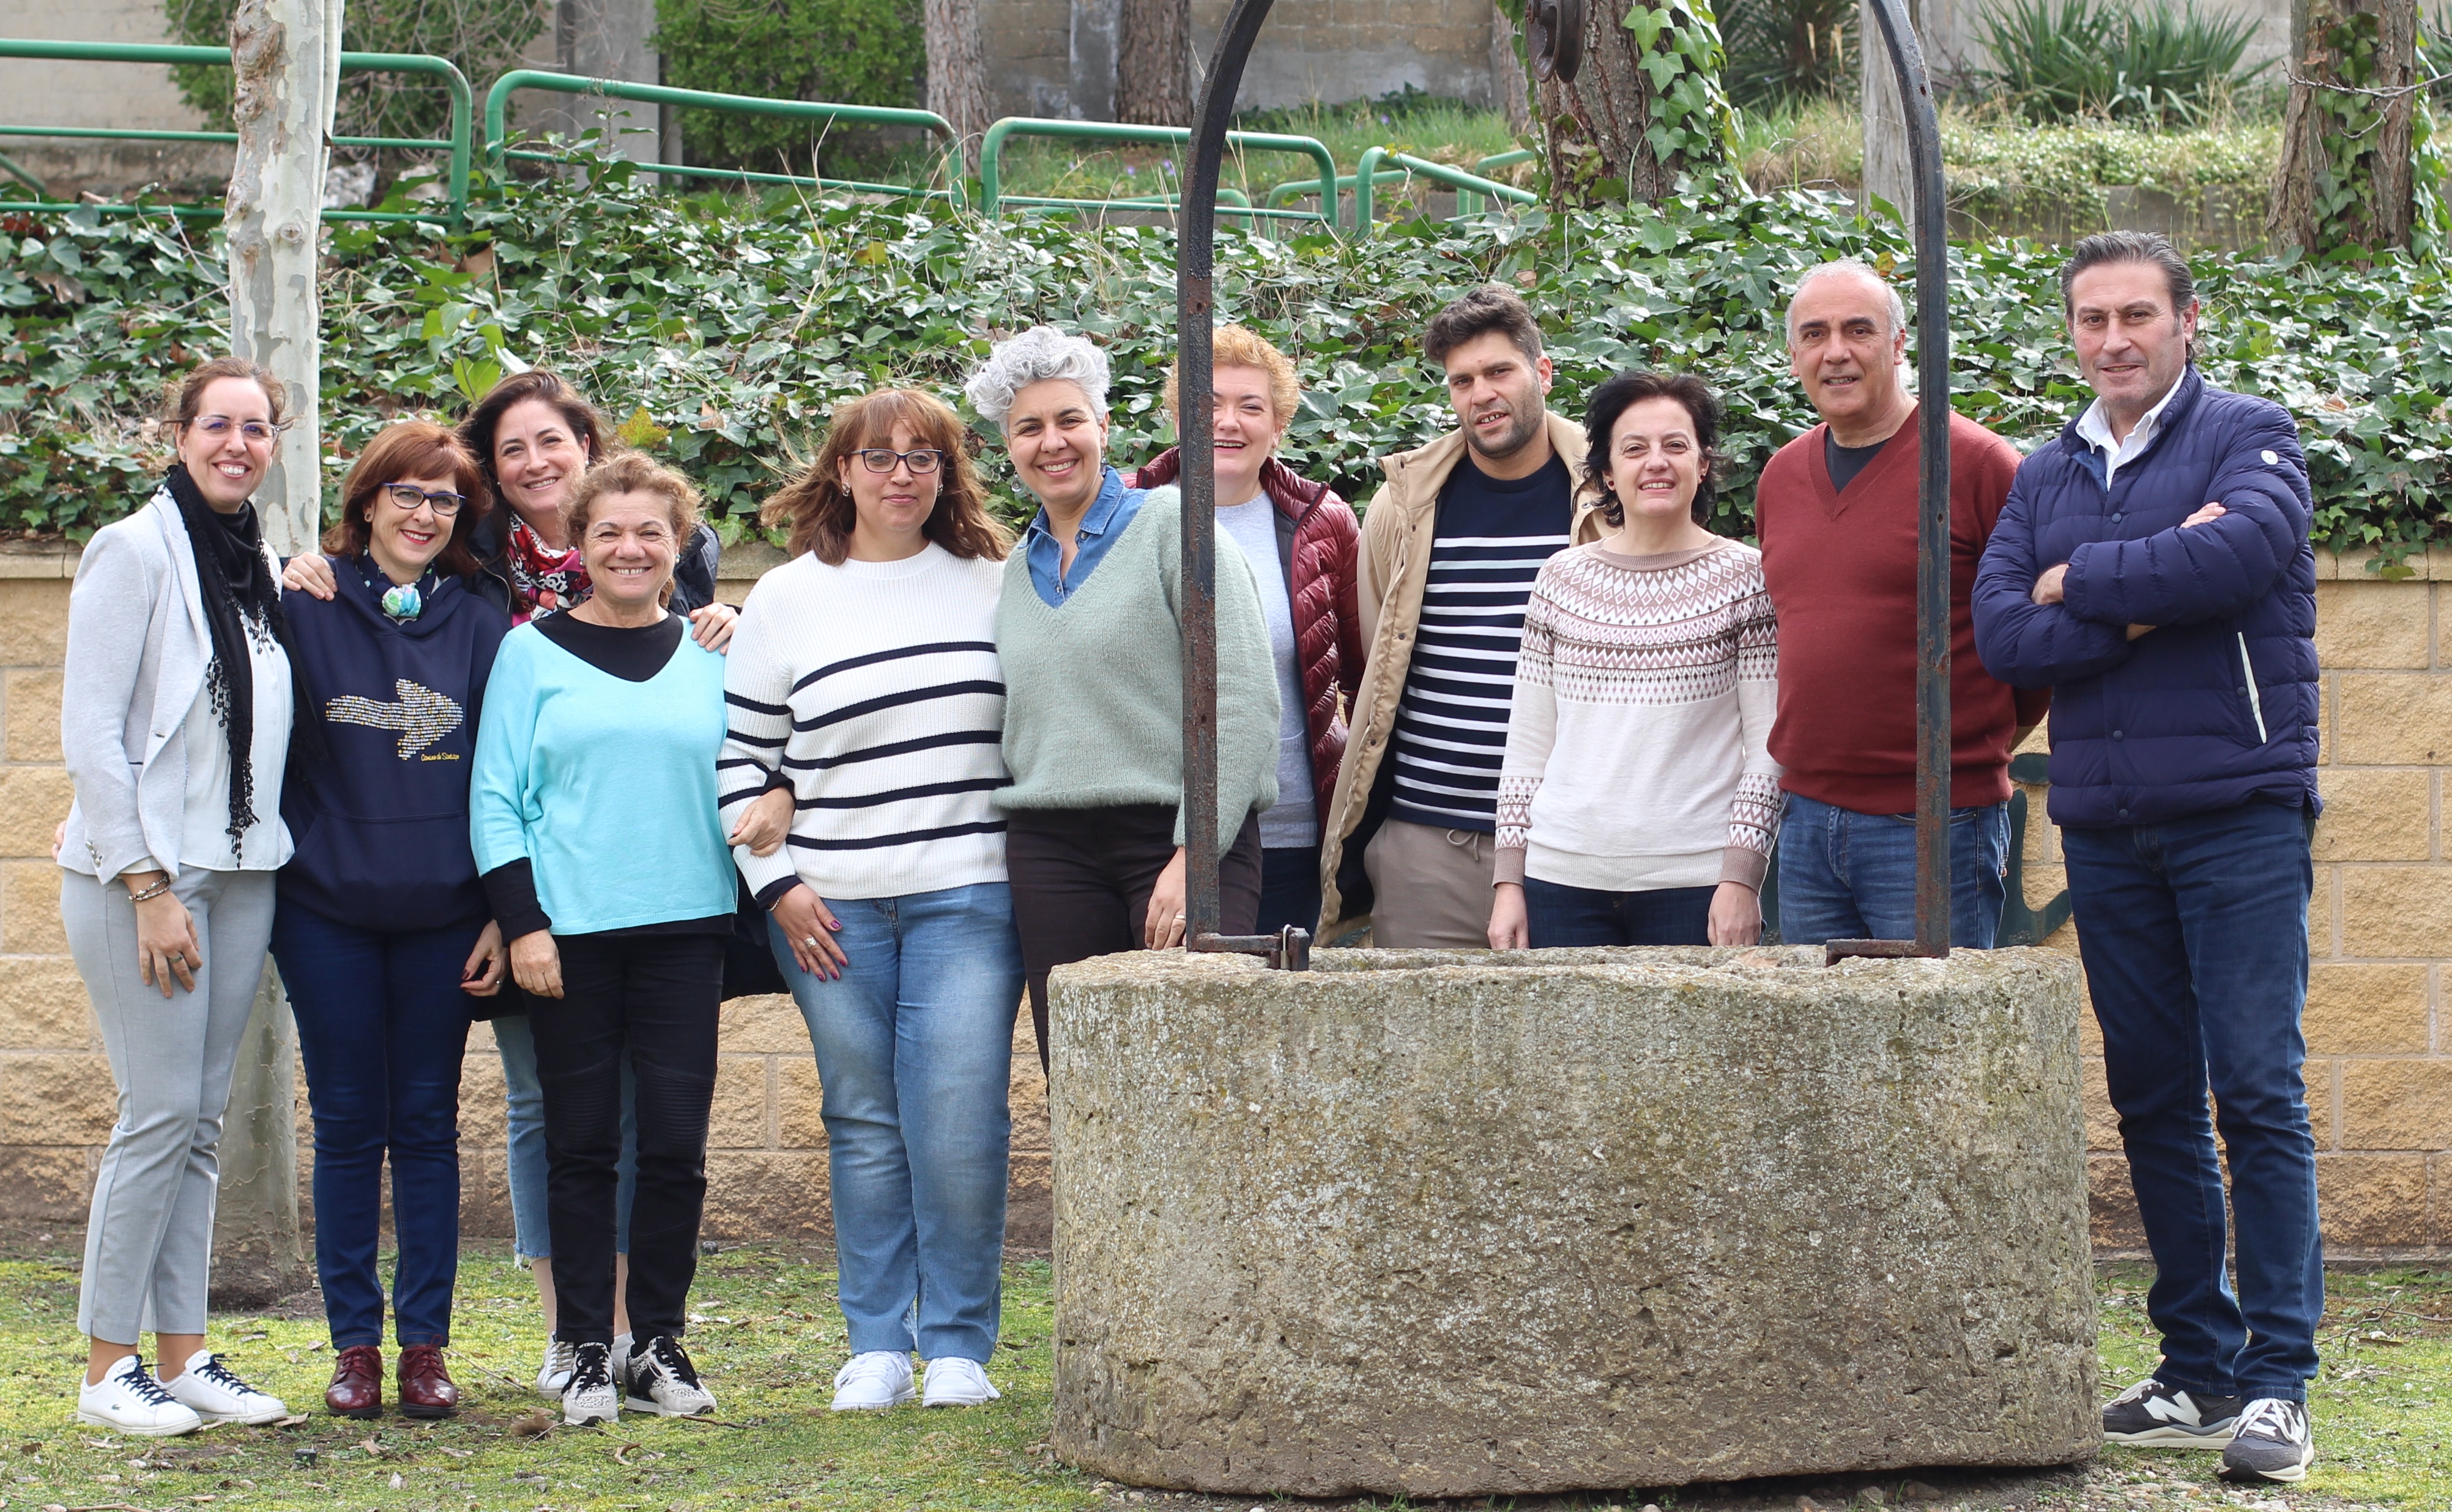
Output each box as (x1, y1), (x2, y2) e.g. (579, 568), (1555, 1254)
(1006, 804), (1261, 1071)
(526, 932), (724, 1344)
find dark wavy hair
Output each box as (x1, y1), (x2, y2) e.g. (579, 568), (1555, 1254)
(1580, 369), (1725, 527)
(760, 388), (1011, 565)
(458, 369), (607, 485)
(324, 421), (492, 579)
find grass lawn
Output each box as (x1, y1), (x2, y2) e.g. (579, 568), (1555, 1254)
(0, 1236), (2442, 1512)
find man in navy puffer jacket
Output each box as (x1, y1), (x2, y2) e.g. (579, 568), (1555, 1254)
(1973, 231), (2321, 1486)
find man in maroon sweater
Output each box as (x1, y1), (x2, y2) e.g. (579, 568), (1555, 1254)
(1758, 259), (2049, 946)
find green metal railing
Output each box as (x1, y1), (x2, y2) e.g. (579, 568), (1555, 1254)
(1352, 146), (1537, 232)
(483, 70), (960, 203)
(0, 39), (1544, 239)
(1460, 148), (1536, 216)
(978, 117), (1340, 231)
(0, 39), (470, 224)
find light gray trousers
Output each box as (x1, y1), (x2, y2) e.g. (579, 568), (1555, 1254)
(62, 866), (276, 1343)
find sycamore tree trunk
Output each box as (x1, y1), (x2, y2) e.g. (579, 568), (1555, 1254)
(926, 0), (994, 174)
(216, 0), (341, 1308)
(1115, 0), (1195, 127)
(1538, 0), (1729, 206)
(2271, 0), (2420, 253)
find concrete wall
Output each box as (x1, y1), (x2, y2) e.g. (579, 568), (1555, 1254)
(0, 543), (2443, 1253)
(1920, 0), (2294, 77)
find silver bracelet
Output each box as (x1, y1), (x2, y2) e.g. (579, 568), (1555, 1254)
(126, 878), (171, 904)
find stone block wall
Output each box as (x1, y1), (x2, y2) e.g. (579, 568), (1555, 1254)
(0, 542), (2444, 1253)
(2041, 558), (2451, 1255)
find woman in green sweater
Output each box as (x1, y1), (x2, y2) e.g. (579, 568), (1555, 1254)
(965, 325), (1280, 1069)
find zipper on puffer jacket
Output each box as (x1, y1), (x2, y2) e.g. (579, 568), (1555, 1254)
(2237, 632), (2268, 744)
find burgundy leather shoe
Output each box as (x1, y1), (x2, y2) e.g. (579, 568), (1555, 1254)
(325, 1344), (382, 1418)
(396, 1343), (460, 1420)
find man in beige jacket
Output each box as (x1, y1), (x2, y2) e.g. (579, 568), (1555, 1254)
(1318, 286), (1604, 946)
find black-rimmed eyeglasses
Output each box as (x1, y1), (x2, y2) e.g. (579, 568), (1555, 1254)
(855, 448), (945, 475)
(380, 483), (467, 516)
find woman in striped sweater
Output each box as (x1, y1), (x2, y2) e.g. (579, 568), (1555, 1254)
(1486, 370), (1782, 951)
(717, 388), (1022, 1414)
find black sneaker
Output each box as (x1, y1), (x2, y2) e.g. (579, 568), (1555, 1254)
(2101, 1376), (2245, 1447)
(560, 1341), (618, 1426)
(625, 1334), (717, 1417)
(2220, 1398), (2314, 1483)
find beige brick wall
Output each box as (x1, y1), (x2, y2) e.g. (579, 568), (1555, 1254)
(2049, 556), (2451, 1255)
(2, 543), (2443, 1252)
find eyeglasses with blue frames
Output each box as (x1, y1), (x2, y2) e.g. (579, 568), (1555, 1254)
(191, 415), (280, 447)
(379, 483), (467, 517)
(854, 447), (945, 476)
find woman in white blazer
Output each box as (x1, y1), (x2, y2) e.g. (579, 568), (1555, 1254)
(56, 357), (306, 1436)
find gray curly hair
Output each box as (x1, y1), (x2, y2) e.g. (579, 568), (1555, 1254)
(963, 325), (1110, 429)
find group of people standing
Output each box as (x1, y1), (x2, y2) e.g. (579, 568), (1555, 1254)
(55, 228), (2325, 1488)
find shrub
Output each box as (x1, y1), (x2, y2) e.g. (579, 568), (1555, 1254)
(649, 0), (924, 176)
(162, 0), (546, 147)
(1971, 0), (2272, 126)
(0, 161), (2444, 568)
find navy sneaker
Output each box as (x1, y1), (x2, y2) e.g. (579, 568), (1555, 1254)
(2220, 1398), (2314, 1483)
(2101, 1376), (2245, 1448)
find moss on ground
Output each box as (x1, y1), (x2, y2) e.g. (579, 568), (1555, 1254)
(0, 1239), (2440, 1510)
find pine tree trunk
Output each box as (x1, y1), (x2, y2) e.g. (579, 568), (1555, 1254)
(216, 0), (338, 1309)
(926, 0), (994, 173)
(1536, 0), (1725, 204)
(1115, 0), (1195, 127)
(2271, 0), (2420, 254)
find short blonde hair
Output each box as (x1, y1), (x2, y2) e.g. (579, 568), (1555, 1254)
(1164, 325), (1301, 430)
(562, 451), (702, 608)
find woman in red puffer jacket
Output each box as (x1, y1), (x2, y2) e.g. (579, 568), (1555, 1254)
(1130, 325), (1361, 938)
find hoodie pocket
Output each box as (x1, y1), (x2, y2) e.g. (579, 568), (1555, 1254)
(2237, 632), (2269, 745)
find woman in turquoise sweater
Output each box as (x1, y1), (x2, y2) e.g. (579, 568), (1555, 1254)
(964, 325), (1280, 1070)
(470, 453), (732, 1428)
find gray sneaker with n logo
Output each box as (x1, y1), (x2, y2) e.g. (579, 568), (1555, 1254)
(2101, 1376), (2245, 1447)
(2220, 1398), (2314, 1483)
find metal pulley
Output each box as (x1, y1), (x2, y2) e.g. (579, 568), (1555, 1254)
(1526, 0), (1586, 81)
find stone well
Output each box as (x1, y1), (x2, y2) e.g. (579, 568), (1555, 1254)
(1047, 945), (2100, 1498)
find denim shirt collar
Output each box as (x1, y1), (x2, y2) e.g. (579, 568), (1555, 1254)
(1024, 467), (1143, 606)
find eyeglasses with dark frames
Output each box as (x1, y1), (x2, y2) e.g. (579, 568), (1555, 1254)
(379, 483), (467, 517)
(855, 448), (945, 476)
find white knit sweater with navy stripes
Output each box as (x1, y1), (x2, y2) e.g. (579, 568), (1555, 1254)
(718, 544), (1009, 904)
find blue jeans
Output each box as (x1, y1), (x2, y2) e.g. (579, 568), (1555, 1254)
(770, 883), (1024, 1364)
(1257, 845), (1323, 937)
(1776, 793), (2011, 948)
(1524, 878), (1718, 946)
(2064, 800), (2322, 1403)
(497, 1012), (634, 1260)
(272, 906), (478, 1347)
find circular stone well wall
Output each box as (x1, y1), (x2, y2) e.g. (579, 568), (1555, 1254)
(1047, 944), (2099, 1497)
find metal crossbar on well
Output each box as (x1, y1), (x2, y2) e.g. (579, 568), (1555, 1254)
(0, 39), (470, 226)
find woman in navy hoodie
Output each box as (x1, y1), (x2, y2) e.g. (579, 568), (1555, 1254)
(274, 421), (511, 1420)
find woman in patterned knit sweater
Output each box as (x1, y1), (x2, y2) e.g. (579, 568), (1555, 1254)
(1487, 371), (1782, 950)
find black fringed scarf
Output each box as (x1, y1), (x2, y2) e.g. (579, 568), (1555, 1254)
(165, 462), (306, 859)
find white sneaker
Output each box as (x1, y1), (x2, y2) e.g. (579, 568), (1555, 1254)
(921, 1355), (1001, 1407)
(160, 1351), (287, 1426)
(560, 1341), (619, 1426)
(75, 1355), (204, 1437)
(830, 1351), (915, 1410)
(624, 1335), (716, 1417)
(535, 1338), (578, 1398)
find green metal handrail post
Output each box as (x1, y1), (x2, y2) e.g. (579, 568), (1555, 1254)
(483, 70), (961, 204)
(978, 116), (1340, 232)
(338, 51), (472, 226)
(1353, 147), (1535, 234)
